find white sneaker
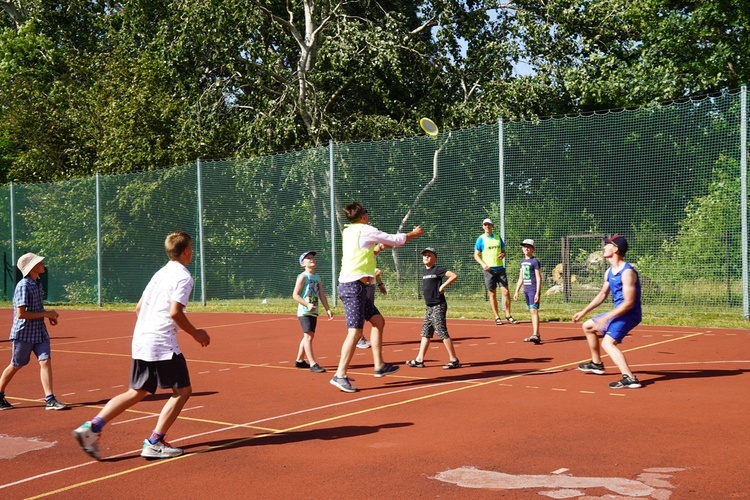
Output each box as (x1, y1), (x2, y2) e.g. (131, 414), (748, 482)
(356, 338), (371, 349)
(72, 421), (101, 459)
(141, 439), (184, 459)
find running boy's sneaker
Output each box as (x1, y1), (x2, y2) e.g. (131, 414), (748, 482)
(608, 374), (642, 389)
(294, 360), (311, 369)
(0, 396), (13, 410)
(46, 397), (68, 410)
(141, 439), (184, 459)
(578, 361), (605, 375)
(373, 363), (399, 378)
(356, 338), (371, 349)
(0, 395), (13, 410)
(330, 376), (358, 393)
(523, 335), (542, 345)
(72, 421), (101, 459)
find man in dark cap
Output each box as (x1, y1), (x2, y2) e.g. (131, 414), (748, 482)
(572, 234), (642, 389)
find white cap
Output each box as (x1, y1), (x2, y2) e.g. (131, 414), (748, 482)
(521, 239), (535, 248)
(482, 218), (493, 225)
(17, 252), (45, 277)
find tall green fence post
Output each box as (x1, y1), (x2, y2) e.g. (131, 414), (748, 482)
(741, 85), (748, 320)
(96, 173), (102, 306)
(498, 117), (505, 241)
(197, 158), (206, 306)
(329, 140), (337, 307)
(9, 181), (15, 282)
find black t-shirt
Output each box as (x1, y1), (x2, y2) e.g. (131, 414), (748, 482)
(422, 265), (448, 306)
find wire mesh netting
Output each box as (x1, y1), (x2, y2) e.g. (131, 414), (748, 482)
(0, 91), (747, 315)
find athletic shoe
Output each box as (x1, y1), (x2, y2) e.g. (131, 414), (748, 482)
(72, 421), (101, 459)
(45, 398), (68, 410)
(356, 338), (371, 349)
(141, 438), (184, 459)
(443, 360), (461, 370)
(609, 374), (642, 389)
(374, 363), (399, 378)
(310, 363), (327, 373)
(294, 360), (311, 369)
(505, 316), (519, 324)
(523, 335), (542, 345)
(406, 359), (425, 368)
(330, 376), (358, 393)
(578, 361), (605, 375)
(0, 395), (13, 410)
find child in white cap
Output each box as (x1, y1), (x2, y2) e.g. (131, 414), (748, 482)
(0, 253), (64, 410)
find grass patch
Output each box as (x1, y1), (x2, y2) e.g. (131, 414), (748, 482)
(6, 294), (746, 329)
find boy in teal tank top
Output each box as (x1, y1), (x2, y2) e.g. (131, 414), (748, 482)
(292, 251), (333, 373)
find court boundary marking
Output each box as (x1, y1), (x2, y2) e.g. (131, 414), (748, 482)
(11, 332), (710, 498)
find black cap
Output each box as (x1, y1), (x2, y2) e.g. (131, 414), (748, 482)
(603, 234), (628, 255)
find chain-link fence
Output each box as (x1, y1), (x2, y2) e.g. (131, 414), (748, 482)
(1, 89), (748, 318)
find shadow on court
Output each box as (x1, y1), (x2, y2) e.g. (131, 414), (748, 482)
(637, 368), (748, 386)
(72, 391), (219, 407)
(190, 422), (414, 452)
(536, 335), (587, 344)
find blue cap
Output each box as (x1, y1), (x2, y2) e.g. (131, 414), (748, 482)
(299, 251), (316, 265)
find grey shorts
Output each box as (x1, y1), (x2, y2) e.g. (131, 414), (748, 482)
(10, 339), (51, 367)
(130, 353), (191, 394)
(483, 268), (508, 291)
(298, 315), (318, 333)
(421, 303), (450, 340)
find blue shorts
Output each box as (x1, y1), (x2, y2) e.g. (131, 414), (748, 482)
(524, 289), (540, 309)
(338, 281), (380, 329)
(130, 353), (191, 394)
(10, 339), (51, 367)
(594, 311), (641, 343)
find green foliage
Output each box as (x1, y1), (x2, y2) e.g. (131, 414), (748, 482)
(3, 0), (750, 180)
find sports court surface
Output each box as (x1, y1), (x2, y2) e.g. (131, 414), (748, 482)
(0, 309), (748, 499)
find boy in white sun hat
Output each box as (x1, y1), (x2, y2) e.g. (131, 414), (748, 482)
(0, 252), (65, 411)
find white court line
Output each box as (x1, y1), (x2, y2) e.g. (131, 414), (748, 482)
(0, 379), (470, 491)
(4, 356), (744, 491)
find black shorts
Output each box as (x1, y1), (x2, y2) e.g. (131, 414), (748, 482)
(130, 353), (191, 394)
(298, 315), (318, 333)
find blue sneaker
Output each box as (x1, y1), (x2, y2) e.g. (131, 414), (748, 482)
(374, 363), (399, 378)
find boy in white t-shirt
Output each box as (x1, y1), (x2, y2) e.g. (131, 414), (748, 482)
(72, 231), (210, 460)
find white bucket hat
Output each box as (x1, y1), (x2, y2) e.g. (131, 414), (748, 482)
(17, 252), (45, 277)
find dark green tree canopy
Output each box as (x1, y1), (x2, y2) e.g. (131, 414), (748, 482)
(1, 0), (748, 182)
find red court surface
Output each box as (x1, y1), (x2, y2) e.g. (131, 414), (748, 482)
(0, 309), (748, 499)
